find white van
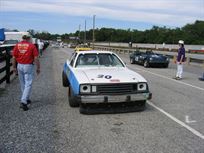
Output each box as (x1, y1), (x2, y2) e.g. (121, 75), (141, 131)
(4, 32), (31, 42)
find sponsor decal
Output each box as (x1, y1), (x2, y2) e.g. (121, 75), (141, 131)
(110, 79), (120, 83)
(18, 44), (29, 54)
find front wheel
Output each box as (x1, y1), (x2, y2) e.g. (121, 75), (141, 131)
(68, 87), (79, 107)
(144, 60), (149, 68)
(130, 58), (134, 64)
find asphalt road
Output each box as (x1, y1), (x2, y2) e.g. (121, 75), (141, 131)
(0, 47), (204, 153)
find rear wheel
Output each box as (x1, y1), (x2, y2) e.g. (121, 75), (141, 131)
(130, 58), (134, 64)
(144, 60), (149, 68)
(68, 87), (79, 107)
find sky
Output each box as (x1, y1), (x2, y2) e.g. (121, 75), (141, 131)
(0, 0), (204, 34)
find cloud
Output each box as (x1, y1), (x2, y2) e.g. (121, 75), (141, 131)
(1, 0), (204, 28)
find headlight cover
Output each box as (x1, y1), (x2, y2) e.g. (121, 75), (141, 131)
(137, 83), (147, 91)
(80, 85), (97, 93)
(80, 85), (91, 93)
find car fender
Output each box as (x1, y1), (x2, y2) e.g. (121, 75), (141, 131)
(63, 63), (80, 95)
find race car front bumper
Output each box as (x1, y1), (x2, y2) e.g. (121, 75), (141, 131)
(79, 93), (152, 104)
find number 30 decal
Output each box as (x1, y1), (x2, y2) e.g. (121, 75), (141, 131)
(97, 74), (112, 79)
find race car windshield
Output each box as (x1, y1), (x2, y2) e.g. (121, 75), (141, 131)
(75, 53), (124, 67)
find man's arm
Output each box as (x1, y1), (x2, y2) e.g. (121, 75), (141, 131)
(179, 55), (184, 64)
(12, 57), (17, 74)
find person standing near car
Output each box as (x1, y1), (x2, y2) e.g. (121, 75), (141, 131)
(175, 40), (185, 80)
(12, 35), (40, 111)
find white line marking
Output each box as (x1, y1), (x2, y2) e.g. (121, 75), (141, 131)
(147, 101), (204, 140)
(185, 116), (197, 124)
(129, 65), (204, 91)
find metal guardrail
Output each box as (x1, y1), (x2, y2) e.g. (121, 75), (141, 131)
(0, 45), (15, 84)
(94, 45), (204, 66)
(94, 42), (204, 53)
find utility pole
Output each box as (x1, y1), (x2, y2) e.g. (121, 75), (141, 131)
(92, 15), (96, 49)
(84, 20), (86, 44)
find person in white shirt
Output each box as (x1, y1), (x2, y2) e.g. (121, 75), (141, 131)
(38, 39), (44, 56)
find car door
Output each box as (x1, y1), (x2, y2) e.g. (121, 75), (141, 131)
(134, 51), (141, 63)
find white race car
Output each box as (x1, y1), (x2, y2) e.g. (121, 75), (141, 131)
(62, 50), (152, 113)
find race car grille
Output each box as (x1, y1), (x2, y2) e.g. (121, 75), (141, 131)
(97, 84), (137, 95)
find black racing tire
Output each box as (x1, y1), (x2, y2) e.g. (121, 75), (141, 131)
(163, 63), (169, 68)
(79, 103), (88, 114)
(62, 71), (69, 87)
(68, 87), (79, 107)
(130, 58), (134, 64)
(144, 60), (149, 68)
(135, 100), (146, 111)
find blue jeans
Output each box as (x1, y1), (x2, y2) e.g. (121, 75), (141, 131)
(17, 64), (34, 104)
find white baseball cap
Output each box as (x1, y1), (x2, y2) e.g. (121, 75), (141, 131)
(178, 40), (184, 44)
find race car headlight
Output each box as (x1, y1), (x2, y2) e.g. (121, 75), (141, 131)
(80, 85), (97, 93)
(137, 83), (147, 91)
(149, 57), (153, 61)
(80, 85), (91, 93)
(92, 85), (97, 92)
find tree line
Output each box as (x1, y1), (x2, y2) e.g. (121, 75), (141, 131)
(28, 20), (204, 45)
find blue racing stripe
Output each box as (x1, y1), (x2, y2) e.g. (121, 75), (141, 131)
(63, 63), (80, 95)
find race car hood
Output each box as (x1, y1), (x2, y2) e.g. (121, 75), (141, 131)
(74, 67), (147, 84)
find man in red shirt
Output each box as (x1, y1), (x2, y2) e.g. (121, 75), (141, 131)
(12, 34), (40, 111)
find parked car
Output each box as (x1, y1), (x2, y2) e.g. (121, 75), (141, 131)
(62, 43), (68, 48)
(62, 50), (152, 113)
(130, 50), (169, 68)
(70, 43), (77, 48)
(2, 39), (18, 45)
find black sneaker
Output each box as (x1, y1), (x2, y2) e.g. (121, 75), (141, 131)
(176, 77), (182, 80)
(20, 103), (29, 111)
(27, 100), (31, 104)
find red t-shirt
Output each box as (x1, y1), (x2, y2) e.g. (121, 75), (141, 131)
(12, 41), (39, 64)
